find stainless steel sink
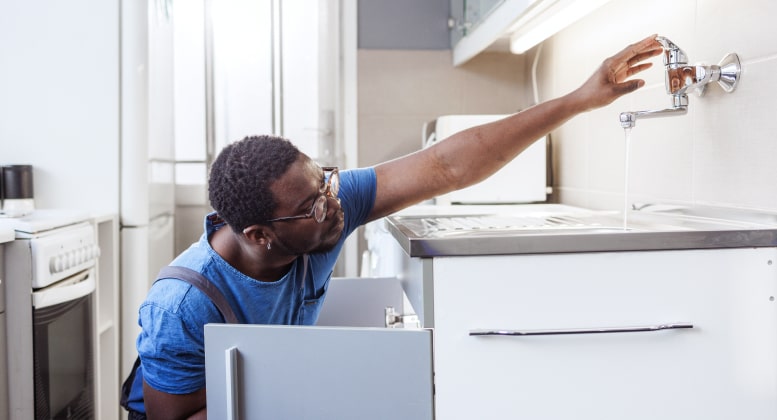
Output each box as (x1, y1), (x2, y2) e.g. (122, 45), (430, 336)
(385, 204), (777, 257)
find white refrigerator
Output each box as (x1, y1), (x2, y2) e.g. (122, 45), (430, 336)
(120, 0), (176, 380)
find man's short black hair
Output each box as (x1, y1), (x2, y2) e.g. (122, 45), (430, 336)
(208, 135), (301, 232)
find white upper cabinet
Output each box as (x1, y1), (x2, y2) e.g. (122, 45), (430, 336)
(450, 0), (613, 65)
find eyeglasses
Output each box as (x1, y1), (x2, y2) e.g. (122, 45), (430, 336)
(266, 166), (339, 224)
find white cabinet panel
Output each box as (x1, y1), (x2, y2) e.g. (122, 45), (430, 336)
(205, 324), (433, 420)
(432, 248), (777, 419)
(316, 277), (407, 328)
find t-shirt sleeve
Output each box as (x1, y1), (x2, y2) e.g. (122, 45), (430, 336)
(136, 281), (221, 394)
(338, 167), (377, 236)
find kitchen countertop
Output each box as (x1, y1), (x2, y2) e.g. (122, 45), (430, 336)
(386, 203), (777, 257)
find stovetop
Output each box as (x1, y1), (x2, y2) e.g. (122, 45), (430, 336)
(0, 209), (91, 237)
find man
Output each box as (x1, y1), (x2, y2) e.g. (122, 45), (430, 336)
(125, 34), (662, 419)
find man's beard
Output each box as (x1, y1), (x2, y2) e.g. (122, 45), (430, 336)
(273, 225), (343, 256)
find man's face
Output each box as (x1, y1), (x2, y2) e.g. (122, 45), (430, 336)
(265, 156), (344, 255)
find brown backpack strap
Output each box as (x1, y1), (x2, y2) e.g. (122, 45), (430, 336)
(121, 266), (240, 411)
(156, 266), (239, 324)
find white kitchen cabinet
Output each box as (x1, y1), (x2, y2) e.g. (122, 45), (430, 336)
(450, 0), (614, 65)
(431, 248), (777, 419)
(393, 205), (777, 418)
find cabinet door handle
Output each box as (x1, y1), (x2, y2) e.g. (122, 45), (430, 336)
(225, 346), (240, 420)
(469, 322), (693, 337)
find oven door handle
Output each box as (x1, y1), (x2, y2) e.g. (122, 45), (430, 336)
(32, 269), (96, 309)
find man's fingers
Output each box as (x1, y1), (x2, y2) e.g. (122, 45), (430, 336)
(627, 62), (654, 78)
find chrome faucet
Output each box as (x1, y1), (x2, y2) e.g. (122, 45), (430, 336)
(619, 36), (741, 128)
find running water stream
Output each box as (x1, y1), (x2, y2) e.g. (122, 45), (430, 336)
(622, 127), (632, 229)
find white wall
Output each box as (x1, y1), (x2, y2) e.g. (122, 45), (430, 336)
(0, 0), (120, 215)
(539, 0), (777, 213)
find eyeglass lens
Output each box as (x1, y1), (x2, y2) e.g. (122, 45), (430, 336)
(314, 170), (339, 222)
(313, 195), (327, 223)
(264, 169), (339, 224)
(326, 169), (340, 196)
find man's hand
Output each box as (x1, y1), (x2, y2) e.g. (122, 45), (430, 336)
(572, 34), (663, 111)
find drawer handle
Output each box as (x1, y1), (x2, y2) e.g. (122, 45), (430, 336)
(469, 322), (693, 337)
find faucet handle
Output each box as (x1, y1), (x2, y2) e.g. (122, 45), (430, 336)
(655, 36), (688, 66)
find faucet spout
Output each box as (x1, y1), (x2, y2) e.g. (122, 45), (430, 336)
(620, 106), (688, 128)
(619, 94), (689, 128)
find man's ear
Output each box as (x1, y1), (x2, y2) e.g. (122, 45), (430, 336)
(242, 224), (271, 246)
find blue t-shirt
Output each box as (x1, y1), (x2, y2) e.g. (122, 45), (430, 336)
(127, 167), (377, 413)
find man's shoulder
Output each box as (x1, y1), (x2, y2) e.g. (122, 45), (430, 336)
(142, 276), (223, 323)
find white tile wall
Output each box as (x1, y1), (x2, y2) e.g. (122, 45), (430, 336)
(357, 50), (526, 167)
(546, 0), (777, 212)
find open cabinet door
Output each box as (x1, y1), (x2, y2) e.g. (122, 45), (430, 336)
(316, 277), (408, 327)
(205, 324), (433, 420)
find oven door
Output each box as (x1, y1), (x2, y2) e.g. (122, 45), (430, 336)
(31, 268), (95, 419)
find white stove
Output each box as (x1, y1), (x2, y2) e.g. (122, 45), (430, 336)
(2, 209), (98, 419)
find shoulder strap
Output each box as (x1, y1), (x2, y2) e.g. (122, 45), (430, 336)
(300, 254), (310, 291)
(156, 266), (239, 324)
